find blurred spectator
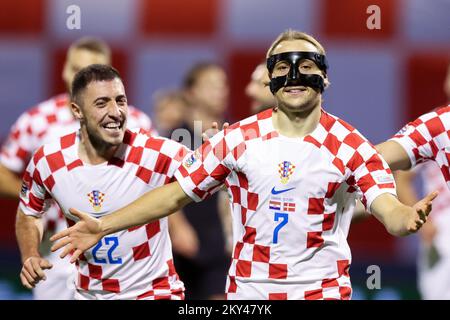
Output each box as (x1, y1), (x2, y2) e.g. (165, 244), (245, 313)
(152, 90), (188, 138)
(394, 62), (450, 300)
(171, 62), (230, 300)
(245, 62), (275, 113)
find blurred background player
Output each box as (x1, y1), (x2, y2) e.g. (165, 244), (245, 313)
(165, 62), (230, 300)
(152, 91), (188, 139)
(245, 62), (276, 114)
(0, 37), (154, 299)
(17, 64), (185, 299)
(392, 62), (450, 300)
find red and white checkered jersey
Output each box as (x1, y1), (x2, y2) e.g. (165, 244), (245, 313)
(0, 94), (155, 263)
(174, 108), (396, 300)
(19, 129), (187, 300)
(390, 105), (450, 189)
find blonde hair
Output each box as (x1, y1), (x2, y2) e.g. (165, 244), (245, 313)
(266, 29), (326, 58)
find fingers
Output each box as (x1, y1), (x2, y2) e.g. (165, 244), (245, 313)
(20, 272), (34, 289)
(425, 190), (439, 202)
(60, 243), (75, 259)
(222, 122), (230, 130)
(69, 207), (85, 220)
(30, 259), (46, 281)
(21, 268), (36, 287)
(50, 228), (70, 242)
(51, 237), (73, 252)
(70, 249), (83, 264)
(211, 122), (218, 130)
(39, 259), (53, 270)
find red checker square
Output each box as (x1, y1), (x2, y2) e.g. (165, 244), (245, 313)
(337, 119), (355, 132)
(441, 166), (450, 183)
(126, 146), (143, 165)
(323, 213), (335, 231)
(305, 289), (323, 300)
(174, 147), (189, 162)
(425, 117), (446, 138)
(307, 231), (324, 248)
(247, 192), (259, 211)
(0, 0), (45, 34)
(240, 122), (260, 140)
(322, 278), (339, 288)
(145, 137), (164, 151)
(102, 279), (120, 293)
(46, 114), (57, 124)
(236, 260), (252, 278)
(233, 241), (244, 259)
(237, 172), (249, 189)
(323, 0), (397, 39)
(409, 130), (428, 147)
(243, 226), (256, 244)
(366, 154), (385, 172)
(269, 293), (287, 300)
(123, 131), (137, 145)
(133, 242), (151, 261)
(16, 147), (28, 160)
(193, 187), (207, 199)
(146, 221), (161, 239)
(29, 193), (44, 211)
(269, 263), (287, 279)
(228, 276), (237, 293)
(337, 260), (350, 277)
(135, 166), (153, 183)
(340, 286), (352, 299)
(190, 166), (209, 186)
(45, 151), (66, 173)
(252, 244), (270, 263)
(67, 159), (83, 171)
(321, 114), (337, 131)
(241, 207), (247, 225)
(140, 0), (218, 36)
(213, 139), (230, 161)
(357, 174), (377, 193)
(304, 135), (322, 149)
(152, 277), (170, 290)
(229, 185), (241, 204)
(79, 274), (90, 290)
(343, 132), (365, 150)
(326, 182), (341, 198)
(323, 133), (341, 156)
(167, 259), (177, 276)
(33, 147), (45, 165)
(347, 151), (365, 172)
(257, 109), (272, 120)
(154, 153), (172, 175)
(332, 157), (345, 175)
(210, 163), (231, 181)
(61, 133), (77, 149)
(88, 263), (102, 280)
(308, 198), (324, 215)
(137, 290), (154, 300)
(32, 169), (43, 186)
(43, 175), (55, 192)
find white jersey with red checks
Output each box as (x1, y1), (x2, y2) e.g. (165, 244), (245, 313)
(175, 108), (396, 300)
(19, 129), (187, 300)
(0, 93), (155, 250)
(390, 105), (450, 188)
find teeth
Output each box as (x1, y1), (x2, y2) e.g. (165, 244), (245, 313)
(104, 123), (120, 129)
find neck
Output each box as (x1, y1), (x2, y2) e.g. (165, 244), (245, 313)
(78, 127), (119, 165)
(272, 102), (322, 138)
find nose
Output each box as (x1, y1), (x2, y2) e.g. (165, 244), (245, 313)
(288, 65), (300, 80)
(107, 101), (122, 118)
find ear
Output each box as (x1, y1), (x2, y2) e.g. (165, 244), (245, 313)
(71, 102), (83, 121)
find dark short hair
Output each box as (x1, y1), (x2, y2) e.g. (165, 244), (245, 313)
(69, 37), (111, 62)
(71, 64), (122, 105)
(182, 62), (223, 89)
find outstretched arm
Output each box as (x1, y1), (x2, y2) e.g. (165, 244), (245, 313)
(375, 141), (412, 171)
(51, 181), (193, 262)
(370, 191), (437, 236)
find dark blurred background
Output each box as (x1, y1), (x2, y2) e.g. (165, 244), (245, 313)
(0, 0), (449, 299)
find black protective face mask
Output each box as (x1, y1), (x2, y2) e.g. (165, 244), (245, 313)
(266, 51), (329, 94)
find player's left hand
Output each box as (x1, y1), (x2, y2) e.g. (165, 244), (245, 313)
(202, 121), (229, 142)
(407, 190), (438, 233)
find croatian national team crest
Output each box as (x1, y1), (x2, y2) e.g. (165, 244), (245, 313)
(87, 190), (105, 212)
(278, 161), (296, 184)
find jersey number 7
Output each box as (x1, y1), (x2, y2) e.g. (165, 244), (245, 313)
(273, 212), (289, 244)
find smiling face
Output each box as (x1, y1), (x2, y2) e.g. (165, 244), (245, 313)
(72, 78), (128, 148)
(270, 40), (325, 113)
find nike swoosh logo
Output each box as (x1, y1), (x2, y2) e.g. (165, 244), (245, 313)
(271, 187), (296, 195)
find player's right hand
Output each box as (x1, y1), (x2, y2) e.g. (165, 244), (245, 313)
(20, 256), (53, 289)
(50, 208), (103, 263)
